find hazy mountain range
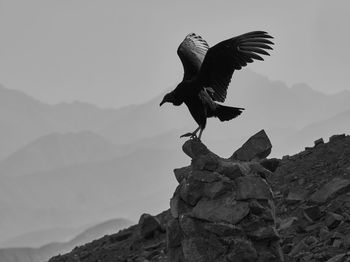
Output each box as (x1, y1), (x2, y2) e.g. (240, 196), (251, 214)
(0, 218), (132, 262)
(0, 70), (349, 261)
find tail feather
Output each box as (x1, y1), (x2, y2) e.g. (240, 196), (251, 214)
(215, 104), (244, 121)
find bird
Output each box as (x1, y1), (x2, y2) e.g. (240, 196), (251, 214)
(159, 31), (274, 140)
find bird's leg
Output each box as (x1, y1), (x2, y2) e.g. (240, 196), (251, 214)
(198, 128), (204, 140)
(180, 127), (200, 139)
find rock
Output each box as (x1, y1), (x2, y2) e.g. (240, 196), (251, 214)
(304, 235), (318, 246)
(332, 239), (342, 248)
(319, 226), (331, 241)
(325, 212), (343, 229)
(235, 175), (273, 200)
(174, 166), (191, 183)
(167, 219), (183, 248)
(192, 154), (219, 171)
(182, 140), (221, 171)
(326, 253), (346, 262)
(248, 162), (273, 181)
(110, 230), (133, 243)
(249, 200), (275, 221)
(303, 205), (322, 222)
(138, 213), (162, 239)
(329, 134), (346, 143)
(310, 177), (350, 203)
(260, 158), (281, 172)
(230, 129), (272, 161)
(182, 139), (211, 159)
(226, 238), (257, 262)
(202, 180), (233, 199)
(286, 190), (307, 204)
(50, 132), (350, 262)
(181, 237), (225, 262)
(170, 189), (191, 218)
(168, 246), (184, 262)
(294, 218), (309, 233)
(191, 196), (250, 224)
(305, 223), (320, 232)
(314, 138), (324, 147)
(343, 235), (350, 249)
(278, 217), (298, 231)
(343, 212), (350, 222)
(282, 155), (290, 160)
(247, 225), (280, 240)
(179, 215), (207, 238)
(344, 166), (350, 176)
(179, 177), (203, 206)
(191, 170), (221, 183)
(134, 257), (150, 262)
(298, 177), (306, 185)
(288, 240), (309, 257)
(217, 161), (245, 180)
(168, 134), (282, 262)
(331, 231), (344, 239)
(300, 252), (314, 261)
(203, 222), (243, 237)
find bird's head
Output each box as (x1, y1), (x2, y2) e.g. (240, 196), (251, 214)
(160, 92), (177, 106)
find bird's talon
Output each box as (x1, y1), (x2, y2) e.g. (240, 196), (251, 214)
(180, 132), (197, 139)
(180, 132), (192, 138)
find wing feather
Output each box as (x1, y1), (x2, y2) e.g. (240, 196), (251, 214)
(196, 31), (274, 102)
(177, 33), (209, 81)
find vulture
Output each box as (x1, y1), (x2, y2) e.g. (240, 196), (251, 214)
(160, 31), (274, 140)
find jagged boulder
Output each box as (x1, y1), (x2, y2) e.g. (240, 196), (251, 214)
(168, 131), (284, 262)
(138, 213), (163, 239)
(231, 129), (272, 161)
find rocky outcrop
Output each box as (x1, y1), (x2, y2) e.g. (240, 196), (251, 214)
(48, 132), (350, 262)
(168, 130), (284, 262)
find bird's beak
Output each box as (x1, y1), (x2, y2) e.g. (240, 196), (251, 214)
(159, 99), (165, 107)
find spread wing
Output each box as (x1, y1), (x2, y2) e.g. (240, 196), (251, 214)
(177, 33), (209, 81)
(197, 31), (274, 102)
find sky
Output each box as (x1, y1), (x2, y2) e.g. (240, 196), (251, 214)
(0, 0), (349, 108)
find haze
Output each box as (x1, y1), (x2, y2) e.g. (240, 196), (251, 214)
(0, 1), (350, 261)
(0, 0), (349, 108)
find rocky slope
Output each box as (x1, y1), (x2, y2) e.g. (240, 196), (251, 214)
(49, 131), (350, 262)
(271, 134), (350, 261)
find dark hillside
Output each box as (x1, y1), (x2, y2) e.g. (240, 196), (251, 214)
(49, 133), (350, 262)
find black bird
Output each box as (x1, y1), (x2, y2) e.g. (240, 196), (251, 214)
(160, 31), (274, 140)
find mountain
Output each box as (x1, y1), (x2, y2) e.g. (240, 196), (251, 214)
(1, 71), (350, 160)
(100, 70), (350, 146)
(49, 101), (138, 132)
(0, 131), (122, 177)
(0, 84), (132, 160)
(0, 218), (133, 262)
(276, 109), (350, 156)
(1, 225), (90, 248)
(0, 146), (182, 243)
(1, 70), (349, 249)
(0, 85), (65, 159)
(48, 133), (350, 262)
(67, 218), (133, 248)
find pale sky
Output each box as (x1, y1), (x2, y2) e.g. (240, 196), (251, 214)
(0, 0), (349, 108)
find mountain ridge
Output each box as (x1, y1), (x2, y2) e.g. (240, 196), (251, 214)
(0, 218), (133, 262)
